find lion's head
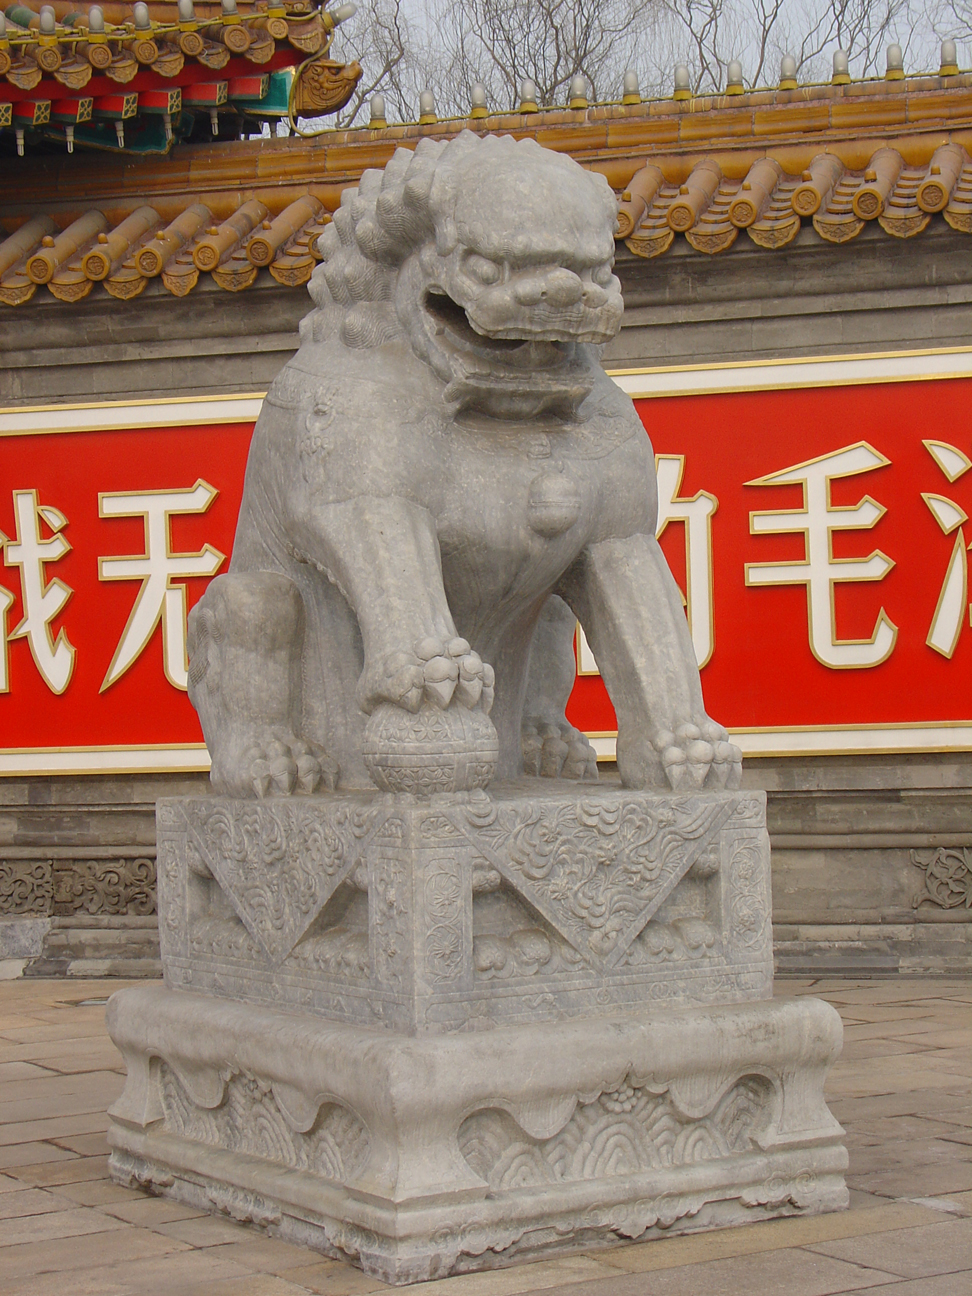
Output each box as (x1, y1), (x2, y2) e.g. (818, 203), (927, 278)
(307, 131), (623, 420)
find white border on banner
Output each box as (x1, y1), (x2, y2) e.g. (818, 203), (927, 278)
(2, 346), (972, 775)
(0, 394), (267, 437)
(0, 745), (211, 775)
(607, 345), (972, 399)
(587, 725), (972, 763)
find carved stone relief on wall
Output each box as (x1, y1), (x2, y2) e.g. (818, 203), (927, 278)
(912, 847), (972, 910)
(0, 856), (156, 917)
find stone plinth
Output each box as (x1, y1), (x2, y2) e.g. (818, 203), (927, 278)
(106, 984), (847, 1284)
(107, 785), (846, 1282)
(154, 785), (772, 1031)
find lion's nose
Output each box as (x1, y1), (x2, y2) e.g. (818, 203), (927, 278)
(514, 270), (585, 308)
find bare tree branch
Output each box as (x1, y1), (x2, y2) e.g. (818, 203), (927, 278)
(413, 0), (660, 113)
(330, 0), (945, 128)
(328, 0), (415, 125)
(656, 0), (933, 90)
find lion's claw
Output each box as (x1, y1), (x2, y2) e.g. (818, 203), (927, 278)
(523, 717), (598, 781)
(456, 653), (484, 708)
(242, 736), (337, 798)
(652, 720), (741, 791)
(422, 653), (459, 708)
(709, 740), (737, 788)
(364, 637), (494, 714)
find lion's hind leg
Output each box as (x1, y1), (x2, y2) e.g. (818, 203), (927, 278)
(522, 596), (598, 781)
(187, 572), (338, 798)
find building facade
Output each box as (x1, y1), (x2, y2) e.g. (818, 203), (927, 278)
(3, 61), (972, 976)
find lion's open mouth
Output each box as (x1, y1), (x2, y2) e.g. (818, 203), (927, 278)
(424, 291), (568, 369)
(421, 288), (597, 419)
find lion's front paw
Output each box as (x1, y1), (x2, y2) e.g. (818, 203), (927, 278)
(241, 736), (339, 799)
(523, 717), (598, 781)
(651, 720), (741, 791)
(362, 637), (494, 714)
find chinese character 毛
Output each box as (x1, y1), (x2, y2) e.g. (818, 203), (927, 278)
(745, 442), (897, 669)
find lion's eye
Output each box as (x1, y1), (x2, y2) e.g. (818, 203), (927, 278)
(464, 254), (501, 285)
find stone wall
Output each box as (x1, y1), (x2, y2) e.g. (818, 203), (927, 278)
(2, 225), (970, 976)
(2, 760), (968, 977)
(0, 773), (201, 977)
(7, 223), (969, 405)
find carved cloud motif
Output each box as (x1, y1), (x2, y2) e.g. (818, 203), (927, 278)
(458, 1073), (775, 1191)
(181, 801), (378, 965)
(458, 794), (734, 970)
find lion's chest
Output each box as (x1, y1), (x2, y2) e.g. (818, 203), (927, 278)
(436, 448), (589, 542)
(272, 358), (652, 606)
(427, 426), (642, 609)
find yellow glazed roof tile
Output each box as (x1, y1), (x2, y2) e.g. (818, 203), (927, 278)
(8, 78), (972, 303)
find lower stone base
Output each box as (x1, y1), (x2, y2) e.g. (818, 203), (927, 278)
(774, 919), (972, 976)
(106, 986), (848, 1285)
(0, 915), (161, 979)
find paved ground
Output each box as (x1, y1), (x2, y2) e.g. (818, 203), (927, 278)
(0, 976), (969, 1296)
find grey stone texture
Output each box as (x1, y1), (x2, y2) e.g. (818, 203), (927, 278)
(5, 760), (967, 977)
(0, 280), (301, 405)
(0, 772), (193, 977)
(8, 222), (972, 405)
(155, 785), (772, 1029)
(185, 134), (739, 800)
(104, 135), (845, 1281)
(110, 775), (846, 1282)
(2, 184), (971, 976)
(107, 984), (847, 1283)
(611, 223), (972, 367)
(2, 974), (968, 1296)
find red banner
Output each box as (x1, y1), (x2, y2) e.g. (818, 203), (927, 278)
(572, 374), (972, 755)
(0, 418), (250, 769)
(2, 357), (971, 775)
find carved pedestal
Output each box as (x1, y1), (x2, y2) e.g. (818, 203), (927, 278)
(152, 784), (775, 1028)
(106, 784), (847, 1282)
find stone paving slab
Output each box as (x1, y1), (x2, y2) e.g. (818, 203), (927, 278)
(0, 977), (968, 1296)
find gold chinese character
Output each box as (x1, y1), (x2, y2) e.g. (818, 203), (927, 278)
(922, 439), (972, 659)
(0, 490), (76, 694)
(746, 442), (897, 669)
(98, 481), (225, 690)
(655, 454), (718, 669)
(0, 583), (14, 694)
(576, 454), (718, 676)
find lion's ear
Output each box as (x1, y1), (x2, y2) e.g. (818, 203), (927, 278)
(436, 218), (459, 258)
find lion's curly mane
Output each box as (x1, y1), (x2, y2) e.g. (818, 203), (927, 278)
(304, 131), (588, 353)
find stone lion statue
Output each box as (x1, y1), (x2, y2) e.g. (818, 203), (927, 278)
(188, 131), (741, 797)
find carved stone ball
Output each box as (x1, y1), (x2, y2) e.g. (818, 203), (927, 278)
(363, 702), (498, 795)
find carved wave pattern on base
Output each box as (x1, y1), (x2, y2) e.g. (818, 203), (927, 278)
(459, 1074), (774, 1190)
(159, 1064), (371, 1184)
